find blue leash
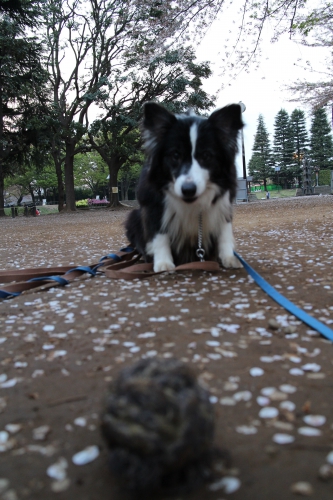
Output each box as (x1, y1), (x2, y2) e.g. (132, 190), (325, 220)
(234, 251), (333, 342)
(1, 247), (332, 342)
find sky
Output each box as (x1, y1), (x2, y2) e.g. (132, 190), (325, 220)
(195, 3), (329, 177)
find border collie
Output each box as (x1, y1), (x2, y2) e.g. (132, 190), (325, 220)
(125, 102), (243, 272)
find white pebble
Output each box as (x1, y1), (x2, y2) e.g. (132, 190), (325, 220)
(0, 378), (17, 389)
(43, 325), (55, 332)
(279, 384), (297, 394)
(209, 476), (241, 493)
(42, 344), (55, 350)
(233, 391), (252, 402)
(289, 368), (304, 376)
(280, 401), (296, 412)
(0, 431), (9, 443)
(137, 332), (155, 338)
(259, 407), (279, 419)
(326, 451), (333, 465)
(47, 457), (68, 480)
(220, 397), (236, 406)
(272, 433), (295, 444)
(51, 478), (70, 492)
(72, 445), (99, 465)
(236, 425), (258, 435)
(298, 427), (322, 436)
(33, 425), (51, 441)
(291, 481), (313, 496)
(5, 424), (22, 434)
(257, 396), (270, 406)
(250, 367), (264, 377)
(74, 418), (87, 427)
(301, 363), (321, 372)
(303, 415), (326, 427)
(261, 387), (276, 397)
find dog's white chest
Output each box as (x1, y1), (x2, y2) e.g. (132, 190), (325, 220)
(162, 191), (231, 252)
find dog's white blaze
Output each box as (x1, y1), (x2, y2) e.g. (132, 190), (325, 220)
(190, 123), (198, 157)
(174, 123), (209, 198)
(146, 233), (175, 272)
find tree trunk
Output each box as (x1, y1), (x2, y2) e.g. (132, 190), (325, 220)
(51, 141), (65, 212)
(63, 141), (77, 211)
(29, 184), (36, 205)
(0, 164), (5, 217)
(108, 155), (121, 207)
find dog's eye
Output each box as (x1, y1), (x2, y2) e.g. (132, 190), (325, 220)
(172, 151), (181, 161)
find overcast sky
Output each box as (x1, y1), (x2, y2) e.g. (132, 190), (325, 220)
(195, 5), (329, 177)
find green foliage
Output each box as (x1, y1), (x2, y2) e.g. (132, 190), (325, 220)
(310, 108), (333, 170)
(319, 169), (331, 185)
(0, 1), (48, 215)
(74, 151), (109, 198)
(248, 114), (274, 189)
(75, 199), (88, 207)
(288, 109), (309, 184)
(272, 109), (295, 187)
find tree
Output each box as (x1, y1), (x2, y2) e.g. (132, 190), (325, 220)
(310, 108), (333, 170)
(43, 0), (225, 211)
(118, 162), (141, 201)
(74, 151), (109, 199)
(287, 4), (333, 108)
(248, 114), (274, 190)
(89, 47), (214, 207)
(272, 109), (295, 187)
(289, 109), (309, 184)
(0, 0), (47, 216)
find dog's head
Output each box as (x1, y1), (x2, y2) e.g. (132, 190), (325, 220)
(142, 102), (243, 203)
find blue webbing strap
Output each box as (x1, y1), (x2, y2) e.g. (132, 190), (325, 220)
(0, 290), (21, 299)
(234, 251), (333, 342)
(28, 276), (70, 286)
(65, 266), (96, 276)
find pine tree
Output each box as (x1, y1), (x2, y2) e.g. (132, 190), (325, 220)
(272, 109), (295, 188)
(290, 109), (309, 185)
(310, 108), (333, 170)
(248, 114), (274, 190)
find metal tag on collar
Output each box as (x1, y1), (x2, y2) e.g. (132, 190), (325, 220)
(196, 211), (205, 262)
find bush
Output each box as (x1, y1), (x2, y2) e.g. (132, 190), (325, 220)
(76, 199), (89, 207)
(319, 169), (332, 186)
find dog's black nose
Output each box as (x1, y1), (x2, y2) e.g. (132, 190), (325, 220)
(181, 182), (197, 199)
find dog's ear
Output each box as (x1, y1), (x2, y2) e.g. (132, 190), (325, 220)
(208, 104), (243, 136)
(142, 102), (177, 143)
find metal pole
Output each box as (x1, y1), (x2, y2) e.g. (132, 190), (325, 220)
(241, 128), (246, 180)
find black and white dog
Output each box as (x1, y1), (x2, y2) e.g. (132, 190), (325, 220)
(125, 102), (243, 272)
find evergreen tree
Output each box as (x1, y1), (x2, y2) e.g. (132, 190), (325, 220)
(272, 109), (295, 188)
(290, 109), (309, 185)
(248, 114), (274, 190)
(0, 1), (48, 216)
(310, 108), (333, 170)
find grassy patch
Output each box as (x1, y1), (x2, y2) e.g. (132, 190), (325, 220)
(4, 205), (59, 216)
(255, 189), (297, 200)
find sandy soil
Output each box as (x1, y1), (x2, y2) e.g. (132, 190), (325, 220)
(0, 195), (333, 500)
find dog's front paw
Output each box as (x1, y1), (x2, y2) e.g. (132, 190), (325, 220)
(221, 255), (243, 269)
(153, 260), (176, 272)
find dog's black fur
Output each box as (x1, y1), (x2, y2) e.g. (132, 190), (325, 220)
(125, 102), (243, 271)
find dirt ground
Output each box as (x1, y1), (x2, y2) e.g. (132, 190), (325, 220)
(0, 195), (333, 500)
